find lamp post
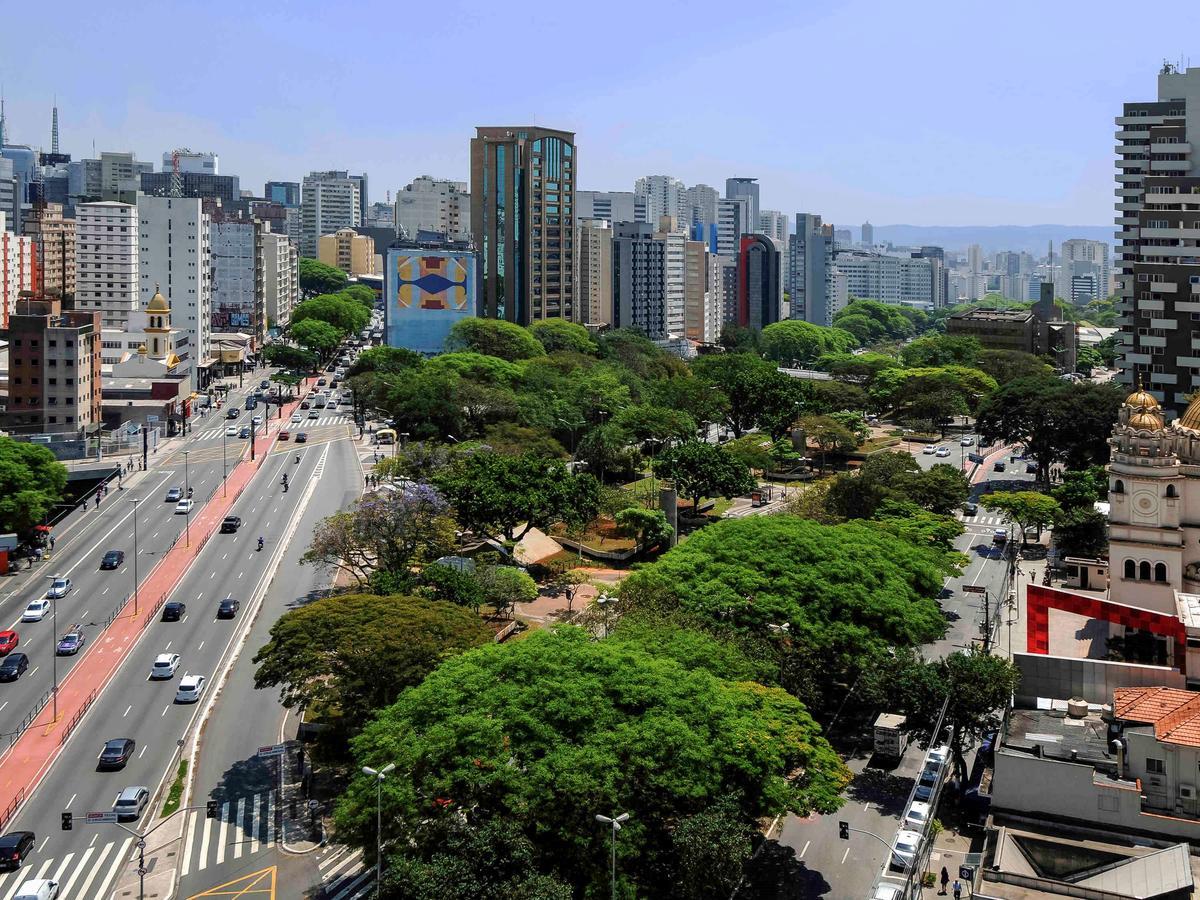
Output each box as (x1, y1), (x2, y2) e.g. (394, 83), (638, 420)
(182, 451), (191, 548)
(44, 574), (59, 721)
(128, 496), (141, 616)
(595, 811), (629, 900)
(362, 763), (395, 898)
(596, 594), (617, 638)
(768, 622), (791, 686)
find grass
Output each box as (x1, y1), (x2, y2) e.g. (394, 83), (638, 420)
(162, 758), (188, 817)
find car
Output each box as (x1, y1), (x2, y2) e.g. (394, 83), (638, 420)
(903, 800), (932, 830)
(0, 831), (35, 870)
(114, 786), (150, 821)
(295, 432), (308, 443)
(300, 400), (311, 410)
(914, 766), (939, 802)
(150, 652), (180, 679)
(175, 499), (194, 515)
(962, 501), (978, 515)
(12, 877), (58, 899)
(220, 516), (241, 534)
(926, 744), (950, 767)
(994, 461), (1007, 472)
(316, 378), (326, 386)
(175, 674), (206, 703)
(871, 883), (904, 900)
(225, 425), (238, 437)
(238, 426), (251, 439)
(161, 601), (186, 622)
(290, 413), (303, 424)
(308, 409), (319, 419)
(0, 631), (18, 656)
(889, 829), (922, 871)
(252, 415), (263, 426)
(259, 379), (270, 389)
(21, 599), (50, 622)
(226, 407), (239, 419)
(100, 549), (125, 569)
(922, 444), (937, 455)
(97, 738), (136, 770)
(55, 629), (85, 656)
(330, 380), (340, 389)
(278, 430), (290, 441)
(960, 436), (975, 447)
(934, 447), (952, 458)
(217, 597), (240, 619)
(165, 487), (183, 503)
(0, 653), (29, 681)
(45, 577), (72, 599)
(993, 529), (1008, 544)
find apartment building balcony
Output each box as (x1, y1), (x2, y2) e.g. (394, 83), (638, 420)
(1115, 115), (1164, 126)
(1139, 335), (1167, 348)
(1116, 188), (1145, 198)
(1150, 372), (1179, 385)
(1151, 159), (1189, 173)
(1152, 140), (1191, 152)
(1150, 318), (1178, 329)
(1116, 215), (1138, 226)
(1116, 158), (1147, 169)
(1138, 298), (1165, 311)
(1148, 280), (1179, 292)
(1114, 316), (1134, 326)
(1178, 302), (1200, 313)
(1147, 244), (1200, 258)
(1141, 228), (1200, 239)
(1181, 356), (1200, 368)
(1116, 203), (1143, 212)
(1116, 230), (1140, 242)
(1125, 352), (1152, 364)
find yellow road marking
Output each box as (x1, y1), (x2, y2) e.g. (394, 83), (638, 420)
(185, 864), (276, 898)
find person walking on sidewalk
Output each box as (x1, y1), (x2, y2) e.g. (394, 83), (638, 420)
(952, 880), (962, 900)
(940, 867), (949, 895)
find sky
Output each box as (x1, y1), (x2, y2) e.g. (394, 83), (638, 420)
(4, 0), (1200, 227)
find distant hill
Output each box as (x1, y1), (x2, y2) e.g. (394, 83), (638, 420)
(866, 224), (1114, 255)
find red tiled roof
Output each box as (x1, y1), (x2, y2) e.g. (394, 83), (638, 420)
(1114, 687), (1200, 747)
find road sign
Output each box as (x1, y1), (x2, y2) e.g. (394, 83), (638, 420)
(85, 811), (118, 824)
(257, 743), (286, 758)
(962, 584), (988, 594)
(308, 799), (320, 810)
(959, 865), (975, 880)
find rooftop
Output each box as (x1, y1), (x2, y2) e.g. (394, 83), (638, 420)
(1003, 701), (1116, 766)
(1175, 592), (1200, 630)
(1114, 686), (1200, 748)
(949, 307), (1035, 323)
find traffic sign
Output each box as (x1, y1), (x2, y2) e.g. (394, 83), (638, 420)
(257, 744), (286, 758)
(308, 799), (320, 810)
(85, 811), (118, 824)
(962, 585), (988, 594)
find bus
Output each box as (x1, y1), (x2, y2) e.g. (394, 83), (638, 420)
(376, 428), (397, 446)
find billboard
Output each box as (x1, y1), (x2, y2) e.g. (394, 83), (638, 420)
(385, 249), (477, 354)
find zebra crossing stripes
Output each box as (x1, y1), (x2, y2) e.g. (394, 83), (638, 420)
(962, 514), (1009, 527)
(0, 835), (134, 900)
(179, 790), (276, 878)
(194, 415), (348, 441)
(318, 845), (375, 899)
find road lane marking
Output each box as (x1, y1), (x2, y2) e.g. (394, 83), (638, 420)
(123, 704), (131, 716)
(165, 641), (172, 650)
(162, 705), (169, 716)
(37, 835), (49, 852)
(50, 852), (73, 882)
(57, 845), (95, 897)
(102, 587), (109, 594)
(250, 793), (262, 853)
(233, 797), (247, 858)
(88, 836), (134, 900)
(181, 811), (199, 878)
(841, 846), (850, 864)
(28, 666), (38, 677)
(800, 840), (810, 858)
(65, 792), (75, 809)
(138, 744), (147, 758)
(216, 801), (230, 865)
(198, 641), (205, 651)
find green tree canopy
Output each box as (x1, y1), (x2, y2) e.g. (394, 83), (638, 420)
(981, 490), (1061, 544)
(261, 343), (318, 373)
(760, 320), (858, 365)
(0, 439), (67, 540)
(611, 404), (697, 446)
(833, 299), (917, 342)
(298, 257), (348, 298)
(291, 292), (371, 335)
(342, 283), (376, 307)
(976, 349), (1054, 383)
(653, 440), (756, 510)
(289, 318), (343, 356)
(615, 507), (674, 557)
(827, 452), (969, 519)
(446, 318), (544, 361)
(425, 351), (522, 386)
(347, 346), (424, 377)
(900, 334), (982, 368)
(529, 319), (597, 355)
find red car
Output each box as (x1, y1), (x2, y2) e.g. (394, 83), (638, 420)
(0, 631), (18, 656)
(278, 431), (290, 441)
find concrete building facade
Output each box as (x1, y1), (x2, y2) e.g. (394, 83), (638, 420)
(318, 227), (376, 276)
(394, 176), (470, 241)
(613, 222), (666, 338)
(210, 220), (265, 349)
(75, 201), (139, 329)
(634, 175), (684, 226)
(576, 190), (646, 225)
(0, 212), (34, 328)
(300, 171), (361, 257)
(789, 213), (836, 325)
(833, 250), (940, 309)
(23, 203), (75, 301)
(575, 217), (612, 327)
(262, 232), (299, 329)
(725, 177), (760, 234)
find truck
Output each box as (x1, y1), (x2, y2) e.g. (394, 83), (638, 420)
(874, 713), (909, 760)
(312, 393), (327, 409)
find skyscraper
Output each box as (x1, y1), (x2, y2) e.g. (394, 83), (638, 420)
(789, 213), (836, 325)
(300, 170), (361, 257)
(470, 126), (577, 324)
(634, 175), (684, 226)
(716, 197), (751, 258)
(575, 218), (612, 326)
(862, 221), (874, 246)
(612, 222), (666, 338)
(737, 234), (781, 330)
(725, 178), (760, 233)
(75, 201), (139, 329)
(1059, 239), (1111, 302)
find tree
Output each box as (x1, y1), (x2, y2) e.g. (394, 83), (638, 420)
(529, 319), (597, 355)
(298, 258), (348, 298)
(671, 797), (756, 900)
(798, 414), (859, 470)
(482, 423), (565, 459)
(900, 334), (981, 368)
(427, 351), (522, 386)
(546, 562), (592, 613)
(976, 349), (1054, 383)
(612, 404), (697, 447)
(575, 423), (642, 482)
(0, 439), (67, 541)
(692, 353), (805, 438)
(1053, 466), (1108, 510)
(833, 299), (916, 342)
(252, 593), (489, 753)
(476, 564), (538, 618)
(382, 369), (466, 441)
(1054, 507), (1108, 559)
(289, 318), (343, 357)
(872, 500), (965, 557)
(292, 293), (371, 335)
(723, 434), (775, 473)
(301, 484), (457, 588)
(812, 351), (901, 385)
(335, 629), (849, 897)
(981, 491), (1061, 544)
(615, 507), (673, 557)
(347, 346), (424, 377)
(342, 283), (376, 307)
(827, 452), (967, 520)
(760, 319), (857, 365)
(647, 376), (730, 434)
(261, 343), (317, 373)
(419, 562), (485, 613)
(446, 318), (544, 361)
(902, 463), (971, 515)
(653, 441), (756, 511)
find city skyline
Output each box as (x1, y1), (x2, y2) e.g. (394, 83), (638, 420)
(5, 0), (1200, 226)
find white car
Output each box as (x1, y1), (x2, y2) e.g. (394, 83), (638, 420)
(225, 425), (238, 437)
(935, 446), (952, 458)
(175, 674), (206, 703)
(872, 883), (904, 900)
(45, 577), (72, 599)
(904, 800), (931, 830)
(922, 445), (937, 455)
(252, 415), (263, 425)
(150, 653), (181, 680)
(889, 829), (922, 871)
(960, 436), (975, 447)
(175, 499), (194, 515)
(926, 745), (950, 767)
(22, 598), (50, 622)
(290, 413), (303, 424)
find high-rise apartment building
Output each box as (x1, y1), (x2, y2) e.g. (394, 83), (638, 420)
(759, 210), (788, 243)
(394, 177), (470, 241)
(210, 219), (265, 348)
(265, 181), (300, 208)
(655, 223), (687, 337)
(726, 178), (760, 235)
(613, 222), (666, 338)
(716, 197), (751, 258)
(1059, 239), (1111, 302)
(789, 213), (837, 325)
(0, 158), (17, 231)
(1, 298), (101, 435)
(967, 243), (983, 275)
(0, 212), (34, 328)
(683, 184), (720, 234)
(575, 217), (612, 326)
(75, 201), (139, 329)
(1114, 65), (1200, 409)
(862, 221), (875, 246)
(99, 152), (151, 204)
(300, 171), (361, 257)
(470, 126), (577, 324)
(318, 227), (376, 276)
(262, 231), (299, 329)
(682, 239), (711, 343)
(634, 175), (685, 226)
(834, 250), (940, 310)
(23, 203), (75, 301)
(706, 252), (729, 341)
(576, 191), (646, 225)
(137, 195), (211, 376)
(737, 234), (782, 330)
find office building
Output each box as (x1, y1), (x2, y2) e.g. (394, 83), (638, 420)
(682, 239), (711, 343)
(716, 197), (750, 258)
(0, 158), (16, 231)
(394, 177), (470, 241)
(318, 227), (376, 276)
(470, 126), (577, 324)
(349, 174), (368, 224)
(683, 184), (720, 233)
(383, 241), (477, 354)
(789, 213), (837, 325)
(1059, 238), (1111, 301)
(576, 190), (645, 225)
(262, 231), (298, 328)
(140, 171), (240, 209)
(947, 294), (1076, 372)
(300, 170), (361, 257)
(759, 210), (787, 243)
(737, 234), (781, 330)
(1, 298), (101, 434)
(0, 213), (34, 327)
(967, 243), (983, 275)
(725, 178), (760, 234)
(210, 219), (265, 348)
(862, 221), (874, 246)
(1, 145), (37, 232)
(655, 222), (687, 337)
(365, 201), (394, 230)
(161, 151), (218, 175)
(264, 181), (300, 208)
(833, 250), (940, 309)
(75, 201), (139, 329)
(912, 245), (949, 308)
(23, 203), (75, 301)
(575, 217), (612, 326)
(137, 195), (212, 377)
(613, 222), (666, 338)
(635, 175), (684, 225)
(99, 152), (151, 204)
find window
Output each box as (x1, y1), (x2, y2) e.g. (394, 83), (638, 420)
(1147, 757), (1165, 774)
(1168, 485), (1179, 497)
(1140, 561), (1152, 580)
(1123, 557), (1135, 578)
(1113, 480), (1125, 494)
(1155, 562), (1168, 582)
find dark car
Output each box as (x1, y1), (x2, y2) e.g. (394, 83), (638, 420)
(100, 549), (125, 570)
(220, 516), (242, 534)
(0, 631), (17, 656)
(161, 601), (186, 622)
(0, 653), (29, 682)
(300, 400), (311, 409)
(260, 379), (270, 389)
(330, 380), (340, 390)
(165, 487), (183, 503)
(316, 378), (327, 386)
(98, 738), (136, 770)
(963, 501), (978, 516)
(0, 831), (35, 870)
(295, 432), (308, 444)
(226, 408), (240, 420)
(217, 597), (240, 619)
(994, 461), (1007, 472)
(56, 629), (85, 655)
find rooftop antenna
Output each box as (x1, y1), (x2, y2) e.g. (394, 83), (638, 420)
(0, 85), (7, 148)
(51, 96), (59, 154)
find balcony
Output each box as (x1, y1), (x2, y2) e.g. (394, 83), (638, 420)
(1151, 159), (1190, 172)
(1151, 372), (1179, 385)
(1116, 187), (1145, 198)
(1152, 141), (1191, 153)
(1116, 159), (1147, 170)
(1116, 230), (1139, 242)
(1116, 115), (1165, 126)
(1177, 357), (1200, 367)
(1150, 318), (1178, 329)
(1139, 335), (1167, 348)
(1116, 216), (1139, 226)
(1139, 298), (1165, 311)
(1177, 301), (1200, 312)
(1126, 352), (1152, 364)
(1149, 280), (1179, 292)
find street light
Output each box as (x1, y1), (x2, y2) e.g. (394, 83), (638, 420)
(595, 811), (630, 900)
(596, 594), (617, 638)
(182, 451), (190, 548)
(362, 763), (396, 898)
(128, 497), (141, 616)
(768, 622), (791, 685)
(44, 573), (60, 721)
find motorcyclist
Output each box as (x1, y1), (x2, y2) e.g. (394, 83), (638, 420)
(257, 537), (264, 551)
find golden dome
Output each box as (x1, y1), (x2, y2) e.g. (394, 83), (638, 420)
(137, 343), (147, 356)
(1125, 386), (1160, 411)
(147, 285), (169, 313)
(1129, 409), (1165, 431)
(1180, 396), (1200, 431)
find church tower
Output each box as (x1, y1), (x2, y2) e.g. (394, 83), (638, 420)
(145, 285), (172, 361)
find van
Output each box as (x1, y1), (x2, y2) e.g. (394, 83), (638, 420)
(114, 785), (149, 820)
(12, 879), (58, 900)
(312, 394), (327, 410)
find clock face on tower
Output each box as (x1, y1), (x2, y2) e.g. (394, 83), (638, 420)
(1133, 489), (1159, 519)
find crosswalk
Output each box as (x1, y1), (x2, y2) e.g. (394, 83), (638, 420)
(962, 514), (1009, 527)
(317, 845), (374, 899)
(179, 790), (277, 878)
(194, 415), (348, 441)
(0, 835), (135, 900)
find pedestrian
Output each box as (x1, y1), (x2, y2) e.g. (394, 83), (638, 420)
(952, 880), (962, 900)
(95, 493), (100, 508)
(49, 535), (55, 551)
(940, 867), (949, 895)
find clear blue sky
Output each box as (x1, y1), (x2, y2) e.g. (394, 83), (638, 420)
(5, 0), (1200, 226)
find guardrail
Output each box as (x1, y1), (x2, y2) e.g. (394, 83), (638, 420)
(103, 594), (130, 628)
(0, 788), (26, 831)
(60, 688), (98, 746)
(0, 689), (53, 752)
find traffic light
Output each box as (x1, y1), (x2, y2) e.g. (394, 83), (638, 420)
(206, 800), (219, 819)
(61, 812), (72, 831)
(838, 821), (849, 840)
